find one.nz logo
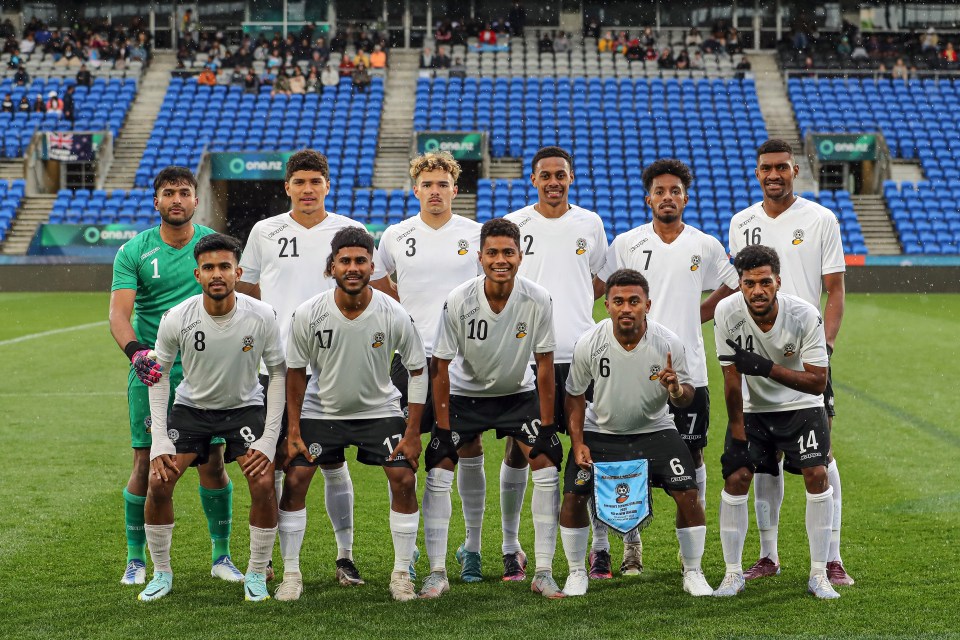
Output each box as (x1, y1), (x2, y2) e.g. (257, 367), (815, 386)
(242, 335), (255, 352)
(649, 364), (662, 380)
(575, 238), (587, 255)
(792, 229), (805, 245)
(615, 482), (630, 503)
(457, 239), (469, 255)
(783, 343), (796, 357)
(690, 254), (702, 272)
(516, 321), (528, 338)
(372, 331), (385, 348)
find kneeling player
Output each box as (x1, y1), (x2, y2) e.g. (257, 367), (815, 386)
(713, 245), (838, 600)
(280, 227), (426, 602)
(140, 233), (286, 602)
(420, 218), (564, 600)
(557, 269), (713, 597)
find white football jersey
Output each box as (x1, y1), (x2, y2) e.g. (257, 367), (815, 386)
(728, 197), (845, 309)
(433, 275), (556, 397)
(597, 223), (739, 387)
(239, 211), (387, 351)
(378, 213), (482, 356)
(567, 318), (689, 435)
(714, 292), (829, 412)
(155, 293), (284, 410)
(504, 205), (608, 362)
(287, 289), (426, 419)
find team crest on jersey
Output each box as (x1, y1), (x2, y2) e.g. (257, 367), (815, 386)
(516, 321), (528, 338)
(457, 239), (469, 255)
(615, 482), (630, 503)
(308, 443), (322, 458)
(167, 429), (179, 442)
(144, 416), (152, 433)
(451, 431), (461, 446)
(690, 254), (702, 272)
(575, 238), (587, 255)
(649, 364), (662, 380)
(242, 335), (255, 352)
(792, 229), (805, 245)
(372, 331), (385, 348)
(575, 469), (591, 486)
(783, 343), (796, 357)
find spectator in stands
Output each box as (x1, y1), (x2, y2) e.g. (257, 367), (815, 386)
(645, 45), (658, 61)
(352, 49), (370, 68)
(62, 85), (75, 122)
(640, 27), (657, 49)
(305, 68), (322, 93)
(691, 50), (704, 69)
(944, 42), (959, 67)
(370, 44), (387, 69)
(289, 66), (306, 94)
(701, 32), (720, 54)
(338, 54), (355, 77)
(313, 37), (330, 63)
(625, 38), (643, 61)
(17, 95), (29, 113)
(538, 31), (554, 54)
(584, 17), (601, 40)
(478, 24), (497, 45)
(0, 19), (15, 40)
(614, 31), (630, 55)
(1, 94), (12, 113)
(892, 57), (909, 80)
(45, 90), (62, 115)
(330, 30), (347, 54)
(922, 27), (939, 53)
(554, 32), (570, 53)
(727, 28), (743, 54)
(13, 65), (28, 86)
(449, 57), (466, 78)
(435, 21), (453, 45)
(598, 31), (614, 53)
(19, 32), (36, 54)
(352, 62), (371, 93)
(272, 67), (292, 96)
(320, 63), (339, 90)
(180, 8), (197, 44)
(836, 35), (852, 58)
(802, 55), (816, 76)
(31, 94), (45, 113)
(243, 69), (259, 94)
(76, 64), (92, 87)
(229, 66), (244, 86)
(434, 47), (451, 69)
(129, 37), (148, 62)
(509, 1), (526, 36)
(735, 55), (752, 78)
(657, 48), (675, 69)
(197, 65), (217, 86)
(55, 44), (81, 68)
(419, 47), (434, 72)
(686, 27), (703, 48)
(675, 50), (690, 69)
(851, 40), (869, 61)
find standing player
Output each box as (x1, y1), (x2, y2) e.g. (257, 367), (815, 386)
(501, 146), (607, 581)
(712, 244), (838, 600)
(236, 149), (391, 592)
(596, 159), (739, 574)
(728, 139), (851, 586)
(378, 152), (483, 582)
(558, 269), (713, 598)
(109, 166), (241, 586)
(139, 233), (285, 602)
(420, 218), (563, 600)
(282, 227), (426, 602)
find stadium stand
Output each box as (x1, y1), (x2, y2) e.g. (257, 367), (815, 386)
(46, 187), (158, 226)
(0, 178), (25, 242)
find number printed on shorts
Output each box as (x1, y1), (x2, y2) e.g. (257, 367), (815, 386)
(684, 412), (699, 435)
(519, 418), (542, 440)
(194, 331), (205, 351)
(382, 433), (402, 454)
(798, 429), (819, 454)
(670, 457), (685, 476)
(239, 426), (257, 443)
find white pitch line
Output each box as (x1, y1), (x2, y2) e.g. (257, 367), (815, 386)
(0, 391), (124, 397)
(0, 320), (108, 346)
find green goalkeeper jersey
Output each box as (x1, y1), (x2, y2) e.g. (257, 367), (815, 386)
(111, 224), (216, 347)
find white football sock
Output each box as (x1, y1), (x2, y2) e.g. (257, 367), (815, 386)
(390, 509), (420, 575)
(590, 498), (611, 552)
(676, 525), (706, 572)
(274, 469), (284, 505)
(560, 525), (590, 573)
(754, 464), (783, 563)
(500, 462), (529, 554)
(827, 459), (843, 563)
(144, 523), (174, 574)
(531, 467), (559, 574)
(806, 486), (834, 577)
(719, 491), (748, 574)
(423, 468), (454, 573)
(248, 525), (277, 574)
(321, 465), (354, 561)
(695, 464), (708, 511)
(278, 508), (306, 575)
(623, 526), (642, 545)
(458, 455), (486, 553)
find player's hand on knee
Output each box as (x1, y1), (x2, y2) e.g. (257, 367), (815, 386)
(720, 437), (754, 479)
(287, 436), (314, 464)
(428, 428), (459, 466)
(131, 349), (162, 386)
(529, 423), (562, 470)
(719, 339), (773, 377)
(389, 434), (422, 472)
(573, 442), (593, 470)
(241, 449), (272, 477)
(151, 454), (179, 482)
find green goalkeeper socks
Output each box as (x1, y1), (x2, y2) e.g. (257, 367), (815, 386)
(199, 481), (233, 562)
(123, 488), (147, 563)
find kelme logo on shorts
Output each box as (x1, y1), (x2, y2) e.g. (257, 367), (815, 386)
(242, 335), (255, 352)
(308, 443), (322, 458)
(575, 469), (591, 486)
(615, 482), (630, 503)
(792, 229), (804, 245)
(457, 239), (469, 255)
(690, 254), (702, 271)
(649, 364), (662, 380)
(575, 238), (587, 255)
(516, 321), (527, 338)
(372, 331), (385, 348)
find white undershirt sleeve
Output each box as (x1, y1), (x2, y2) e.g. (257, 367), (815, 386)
(250, 362), (287, 461)
(148, 358), (176, 461)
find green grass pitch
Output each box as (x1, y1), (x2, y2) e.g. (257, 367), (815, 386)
(1, 292), (957, 639)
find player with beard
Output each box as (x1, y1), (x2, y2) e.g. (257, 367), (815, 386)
(110, 167), (241, 587)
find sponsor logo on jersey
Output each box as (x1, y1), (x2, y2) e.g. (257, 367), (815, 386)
(629, 237), (650, 252)
(783, 342), (796, 357)
(649, 364), (662, 380)
(144, 416), (152, 433)
(515, 321), (528, 338)
(181, 320), (201, 335)
(242, 335), (255, 352)
(457, 239), (469, 255)
(167, 429), (180, 442)
(575, 469), (591, 486)
(140, 246), (161, 261)
(308, 442), (322, 458)
(372, 331), (385, 348)
(615, 482), (630, 503)
(575, 238), (587, 255)
(792, 229), (805, 245)
(266, 223), (289, 239)
(690, 254), (702, 271)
